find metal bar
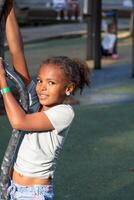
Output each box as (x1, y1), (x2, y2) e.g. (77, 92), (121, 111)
(0, 62), (28, 199)
(112, 10), (118, 55)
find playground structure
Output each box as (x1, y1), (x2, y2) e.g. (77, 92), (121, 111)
(0, 1), (29, 199)
(0, 61), (29, 200)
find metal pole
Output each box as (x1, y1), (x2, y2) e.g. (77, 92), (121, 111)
(0, 61), (29, 200)
(93, 0), (102, 69)
(113, 10), (118, 55)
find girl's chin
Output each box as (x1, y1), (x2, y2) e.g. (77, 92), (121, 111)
(39, 99), (47, 105)
(39, 100), (52, 107)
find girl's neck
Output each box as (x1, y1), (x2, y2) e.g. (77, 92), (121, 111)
(39, 103), (64, 112)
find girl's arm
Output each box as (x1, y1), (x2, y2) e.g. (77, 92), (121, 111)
(5, 1), (31, 85)
(0, 58), (53, 132)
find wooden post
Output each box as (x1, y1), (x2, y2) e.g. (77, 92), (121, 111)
(84, 0), (94, 60)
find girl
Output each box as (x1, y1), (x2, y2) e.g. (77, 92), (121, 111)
(101, 23), (119, 59)
(0, 1), (90, 199)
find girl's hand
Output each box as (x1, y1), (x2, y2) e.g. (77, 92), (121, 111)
(0, 57), (6, 76)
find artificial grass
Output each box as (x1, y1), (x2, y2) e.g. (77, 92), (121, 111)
(1, 103), (134, 199)
(54, 103), (134, 200)
(96, 85), (134, 94)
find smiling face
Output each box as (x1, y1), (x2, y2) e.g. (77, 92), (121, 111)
(36, 64), (74, 110)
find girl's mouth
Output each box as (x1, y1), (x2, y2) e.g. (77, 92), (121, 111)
(39, 93), (49, 100)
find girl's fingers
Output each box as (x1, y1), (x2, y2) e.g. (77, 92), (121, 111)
(0, 58), (6, 76)
(0, 57), (3, 66)
(0, 57), (3, 68)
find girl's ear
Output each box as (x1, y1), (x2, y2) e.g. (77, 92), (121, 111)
(65, 83), (75, 96)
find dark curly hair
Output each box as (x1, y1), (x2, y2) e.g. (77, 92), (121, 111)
(39, 56), (91, 94)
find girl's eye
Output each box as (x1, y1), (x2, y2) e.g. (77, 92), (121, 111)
(48, 81), (55, 85)
(36, 79), (42, 84)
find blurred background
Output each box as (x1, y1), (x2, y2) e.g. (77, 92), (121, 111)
(14, 0), (82, 25)
(13, 0), (132, 26)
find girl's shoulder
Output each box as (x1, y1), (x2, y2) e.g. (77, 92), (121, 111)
(46, 104), (74, 117)
(44, 104), (75, 133)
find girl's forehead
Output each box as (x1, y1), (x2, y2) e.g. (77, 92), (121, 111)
(39, 64), (61, 72)
(38, 64), (66, 80)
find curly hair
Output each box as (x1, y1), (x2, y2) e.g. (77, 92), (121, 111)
(39, 56), (91, 94)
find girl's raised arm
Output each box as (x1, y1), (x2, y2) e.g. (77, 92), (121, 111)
(5, 1), (31, 85)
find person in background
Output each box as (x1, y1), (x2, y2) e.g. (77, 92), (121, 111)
(101, 23), (119, 59)
(52, 0), (68, 20)
(67, 0), (80, 20)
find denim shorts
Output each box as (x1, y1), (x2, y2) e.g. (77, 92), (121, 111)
(53, 3), (67, 11)
(7, 179), (54, 200)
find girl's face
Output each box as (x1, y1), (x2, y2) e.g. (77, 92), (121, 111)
(36, 64), (73, 110)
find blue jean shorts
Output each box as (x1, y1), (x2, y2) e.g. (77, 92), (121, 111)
(53, 2), (67, 11)
(7, 180), (54, 200)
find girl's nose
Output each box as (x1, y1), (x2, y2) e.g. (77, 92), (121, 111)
(40, 83), (47, 91)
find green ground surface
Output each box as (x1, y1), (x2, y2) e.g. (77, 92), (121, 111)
(55, 103), (134, 200)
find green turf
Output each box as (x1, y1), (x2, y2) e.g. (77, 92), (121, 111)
(93, 85), (134, 94)
(54, 103), (134, 200)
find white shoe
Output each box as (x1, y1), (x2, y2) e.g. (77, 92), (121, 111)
(56, 16), (61, 20)
(64, 16), (69, 20)
(71, 16), (75, 20)
(78, 16), (83, 22)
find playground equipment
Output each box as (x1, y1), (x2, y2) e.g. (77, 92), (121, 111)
(0, 62), (28, 199)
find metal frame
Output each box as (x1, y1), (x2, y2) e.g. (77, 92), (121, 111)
(0, 62), (28, 200)
(0, 1), (29, 199)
